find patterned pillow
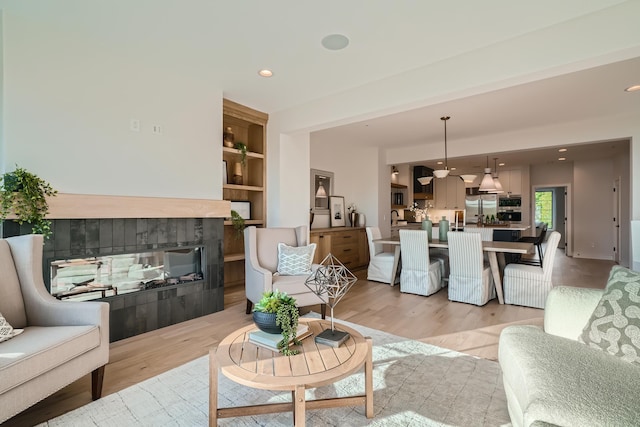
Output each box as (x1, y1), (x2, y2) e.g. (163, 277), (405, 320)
(0, 312), (24, 343)
(579, 266), (640, 365)
(277, 243), (316, 276)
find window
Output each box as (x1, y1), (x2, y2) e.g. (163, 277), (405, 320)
(535, 190), (553, 228)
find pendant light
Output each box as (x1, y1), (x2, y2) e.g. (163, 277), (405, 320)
(488, 158), (504, 194)
(432, 116), (451, 178)
(315, 180), (328, 198)
(460, 174), (477, 183)
(479, 156), (497, 192)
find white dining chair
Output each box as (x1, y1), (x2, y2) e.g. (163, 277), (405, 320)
(365, 227), (398, 285)
(447, 231), (496, 306)
(503, 231), (561, 308)
(398, 229), (442, 296)
(464, 227), (494, 241)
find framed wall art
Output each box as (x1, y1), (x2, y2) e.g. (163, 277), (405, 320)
(329, 196), (346, 227)
(230, 201), (251, 220)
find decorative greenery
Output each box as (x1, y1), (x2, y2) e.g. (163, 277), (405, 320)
(0, 165), (57, 238)
(347, 203), (358, 213)
(234, 142), (248, 167)
(230, 210), (245, 238)
(253, 290), (300, 356)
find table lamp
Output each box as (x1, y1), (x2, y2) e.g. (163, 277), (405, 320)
(305, 254), (357, 347)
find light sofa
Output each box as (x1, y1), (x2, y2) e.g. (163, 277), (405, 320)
(0, 234), (109, 423)
(499, 285), (640, 427)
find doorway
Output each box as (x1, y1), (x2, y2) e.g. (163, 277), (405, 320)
(532, 184), (572, 256)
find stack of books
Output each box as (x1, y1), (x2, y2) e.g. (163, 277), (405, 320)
(248, 324), (312, 352)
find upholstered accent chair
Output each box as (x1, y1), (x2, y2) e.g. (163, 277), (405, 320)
(447, 231), (496, 306)
(365, 227), (398, 285)
(0, 234), (109, 424)
(244, 226), (326, 316)
(398, 230), (442, 296)
(503, 231), (561, 309)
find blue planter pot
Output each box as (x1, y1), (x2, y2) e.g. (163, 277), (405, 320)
(252, 311), (282, 334)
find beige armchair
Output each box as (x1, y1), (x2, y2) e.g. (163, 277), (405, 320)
(0, 234), (109, 423)
(244, 226), (326, 317)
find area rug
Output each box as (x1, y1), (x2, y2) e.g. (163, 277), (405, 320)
(39, 318), (512, 427)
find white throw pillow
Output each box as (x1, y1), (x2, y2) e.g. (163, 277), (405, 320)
(0, 312), (24, 343)
(277, 243), (316, 276)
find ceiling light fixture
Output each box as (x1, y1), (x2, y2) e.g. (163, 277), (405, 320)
(391, 166), (399, 175)
(321, 34), (350, 51)
(488, 158), (504, 194)
(625, 84), (640, 92)
(558, 157), (566, 161)
(479, 156), (497, 192)
(417, 176), (433, 185)
(258, 69), (273, 77)
(558, 148), (567, 152)
(460, 174), (477, 183)
(433, 116), (451, 179)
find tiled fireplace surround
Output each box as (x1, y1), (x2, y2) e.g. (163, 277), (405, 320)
(1, 195), (227, 342)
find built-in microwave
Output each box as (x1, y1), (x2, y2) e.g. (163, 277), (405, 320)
(497, 211), (522, 222)
(499, 196), (522, 208)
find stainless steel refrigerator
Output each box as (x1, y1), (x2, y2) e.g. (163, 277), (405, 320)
(465, 194), (498, 224)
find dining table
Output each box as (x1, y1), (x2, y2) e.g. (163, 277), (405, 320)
(373, 236), (534, 304)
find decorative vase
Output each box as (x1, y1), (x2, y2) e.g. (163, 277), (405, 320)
(421, 216), (432, 241)
(232, 162), (243, 185)
(252, 311), (282, 334)
(357, 213), (366, 227)
(349, 212), (359, 227)
(439, 216), (450, 242)
(223, 126), (235, 148)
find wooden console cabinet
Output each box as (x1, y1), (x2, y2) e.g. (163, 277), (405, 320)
(309, 227), (369, 270)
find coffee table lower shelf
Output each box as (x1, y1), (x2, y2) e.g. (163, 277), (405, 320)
(209, 319), (373, 426)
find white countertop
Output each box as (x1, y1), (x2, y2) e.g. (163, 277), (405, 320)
(390, 222), (530, 231)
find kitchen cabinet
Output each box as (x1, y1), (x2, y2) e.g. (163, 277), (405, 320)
(434, 175), (465, 209)
(413, 166), (434, 200)
(391, 183), (408, 209)
(310, 227), (369, 270)
(499, 170), (522, 195)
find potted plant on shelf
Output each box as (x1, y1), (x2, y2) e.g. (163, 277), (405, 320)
(252, 290), (300, 355)
(234, 142), (247, 167)
(230, 210), (245, 238)
(0, 165), (57, 238)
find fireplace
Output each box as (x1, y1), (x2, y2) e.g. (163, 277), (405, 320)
(2, 216), (224, 342)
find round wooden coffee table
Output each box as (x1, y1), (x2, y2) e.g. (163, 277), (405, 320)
(209, 318), (373, 426)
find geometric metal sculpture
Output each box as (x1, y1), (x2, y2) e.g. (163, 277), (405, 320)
(305, 253), (357, 346)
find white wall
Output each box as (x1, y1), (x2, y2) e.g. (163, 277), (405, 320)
(309, 137), (381, 230)
(1, 3), (223, 200)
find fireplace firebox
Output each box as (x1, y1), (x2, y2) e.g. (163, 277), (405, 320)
(1, 217), (224, 341)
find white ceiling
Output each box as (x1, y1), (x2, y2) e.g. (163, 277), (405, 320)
(12, 0), (636, 171)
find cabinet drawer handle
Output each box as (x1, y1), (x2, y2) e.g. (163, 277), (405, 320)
(343, 248), (352, 252)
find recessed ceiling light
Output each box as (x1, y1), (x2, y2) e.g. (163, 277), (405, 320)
(258, 69), (273, 77)
(321, 34), (349, 51)
(436, 161), (443, 165)
(498, 162), (505, 167)
(558, 157), (566, 161)
(625, 84), (640, 92)
(450, 167), (457, 171)
(558, 148), (567, 152)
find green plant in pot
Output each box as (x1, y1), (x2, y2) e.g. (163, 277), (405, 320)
(234, 142), (247, 167)
(0, 165), (57, 238)
(230, 210), (245, 238)
(253, 290), (300, 355)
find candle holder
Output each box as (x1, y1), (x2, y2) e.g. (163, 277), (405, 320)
(305, 254), (357, 347)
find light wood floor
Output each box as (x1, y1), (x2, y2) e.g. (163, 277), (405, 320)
(4, 248), (613, 427)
